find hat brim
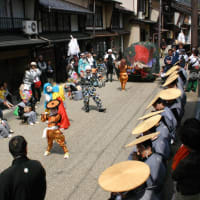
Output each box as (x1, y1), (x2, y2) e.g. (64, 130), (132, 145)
(125, 132), (160, 148)
(159, 88), (181, 100)
(146, 93), (160, 109)
(46, 99), (60, 109)
(138, 110), (164, 120)
(162, 74), (179, 87)
(165, 66), (180, 76)
(98, 161), (150, 192)
(132, 115), (162, 135)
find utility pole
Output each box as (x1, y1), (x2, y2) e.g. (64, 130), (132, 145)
(191, 0), (198, 48)
(158, 0), (162, 49)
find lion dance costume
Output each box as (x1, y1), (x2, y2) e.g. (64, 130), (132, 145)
(41, 99), (69, 159)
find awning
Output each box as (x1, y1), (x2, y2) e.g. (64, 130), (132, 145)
(130, 18), (157, 24)
(0, 35), (47, 49)
(40, 32), (92, 43)
(90, 31), (118, 38)
(113, 29), (130, 35)
(115, 4), (135, 14)
(39, 0), (93, 14)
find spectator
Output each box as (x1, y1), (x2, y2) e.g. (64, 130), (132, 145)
(37, 55), (47, 86)
(2, 81), (13, 104)
(0, 82), (13, 109)
(172, 118), (200, 200)
(160, 38), (167, 58)
(0, 135), (46, 200)
(30, 62), (42, 103)
(104, 49), (116, 82)
(0, 118), (13, 138)
(46, 60), (55, 83)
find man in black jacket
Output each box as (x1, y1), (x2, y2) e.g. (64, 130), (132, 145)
(0, 135), (46, 200)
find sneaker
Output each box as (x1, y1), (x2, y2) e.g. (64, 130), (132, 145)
(99, 108), (106, 112)
(29, 122), (34, 126)
(64, 152), (70, 159)
(44, 151), (50, 156)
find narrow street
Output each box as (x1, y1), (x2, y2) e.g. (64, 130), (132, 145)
(0, 79), (198, 200)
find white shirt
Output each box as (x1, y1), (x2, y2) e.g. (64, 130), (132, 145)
(189, 56), (199, 66)
(104, 54), (116, 61)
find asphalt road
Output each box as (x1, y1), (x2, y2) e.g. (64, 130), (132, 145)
(0, 78), (198, 200)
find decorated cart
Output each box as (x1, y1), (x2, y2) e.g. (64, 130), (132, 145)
(124, 42), (160, 82)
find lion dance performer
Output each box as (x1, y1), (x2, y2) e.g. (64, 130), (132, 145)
(118, 58), (132, 90)
(41, 99), (69, 159)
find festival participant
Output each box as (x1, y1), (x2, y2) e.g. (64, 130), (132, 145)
(132, 115), (171, 161)
(98, 160), (151, 200)
(41, 99), (70, 159)
(80, 65), (106, 113)
(118, 58), (133, 91)
(146, 88), (182, 142)
(52, 83), (70, 129)
(163, 74), (186, 108)
(78, 53), (89, 75)
(43, 83), (53, 110)
(125, 132), (166, 200)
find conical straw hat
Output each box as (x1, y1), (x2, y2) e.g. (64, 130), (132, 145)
(146, 93), (160, 109)
(169, 71), (179, 79)
(125, 132), (160, 148)
(162, 74), (179, 87)
(165, 65), (179, 76)
(138, 110), (164, 120)
(98, 161), (150, 192)
(132, 115), (162, 135)
(159, 88), (181, 100)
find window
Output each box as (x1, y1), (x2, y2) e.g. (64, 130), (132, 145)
(41, 10), (70, 33)
(86, 5), (103, 27)
(112, 12), (120, 29)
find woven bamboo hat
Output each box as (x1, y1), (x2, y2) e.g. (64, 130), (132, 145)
(162, 74), (179, 87)
(168, 71), (179, 79)
(98, 161), (150, 192)
(159, 88), (181, 100)
(138, 110), (164, 120)
(46, 99), (60, 109)
(165, 65), (179, 76)
(132, 115), (162, 135)
(125, 132), (160, 148)
(146, 93), (161, 109)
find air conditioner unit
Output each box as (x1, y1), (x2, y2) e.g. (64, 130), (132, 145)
(138, 11), (144, 20)
(22, 20), (38, 35)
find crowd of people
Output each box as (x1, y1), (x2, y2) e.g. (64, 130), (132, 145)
(98, 49), (200, 200)
(0, 44), (200, 200)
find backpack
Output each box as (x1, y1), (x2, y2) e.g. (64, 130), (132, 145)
(107, 54), (113, 66)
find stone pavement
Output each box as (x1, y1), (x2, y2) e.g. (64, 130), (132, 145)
(0, 78), (198, 200)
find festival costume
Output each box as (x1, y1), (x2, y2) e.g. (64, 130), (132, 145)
(118, 64), (132, 90)
(52, 85), (70, 129)
(41, 100), (69, 159)
(81, 71), (105, 112)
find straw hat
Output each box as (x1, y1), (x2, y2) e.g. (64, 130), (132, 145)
(98, 161), (150, 192)
(162, 74), (179, 87)
(132, 115), (162, 135)
(46, 99), (60, 109)
(165, 66), (179, 76)
(146, 93), (160, 109)
(168, 71), (179, 79)
(138, 110), (164, 120)
(125, 132), (160, 148)
(146, 88), (181, 109)
(159, 88), (181, 101)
